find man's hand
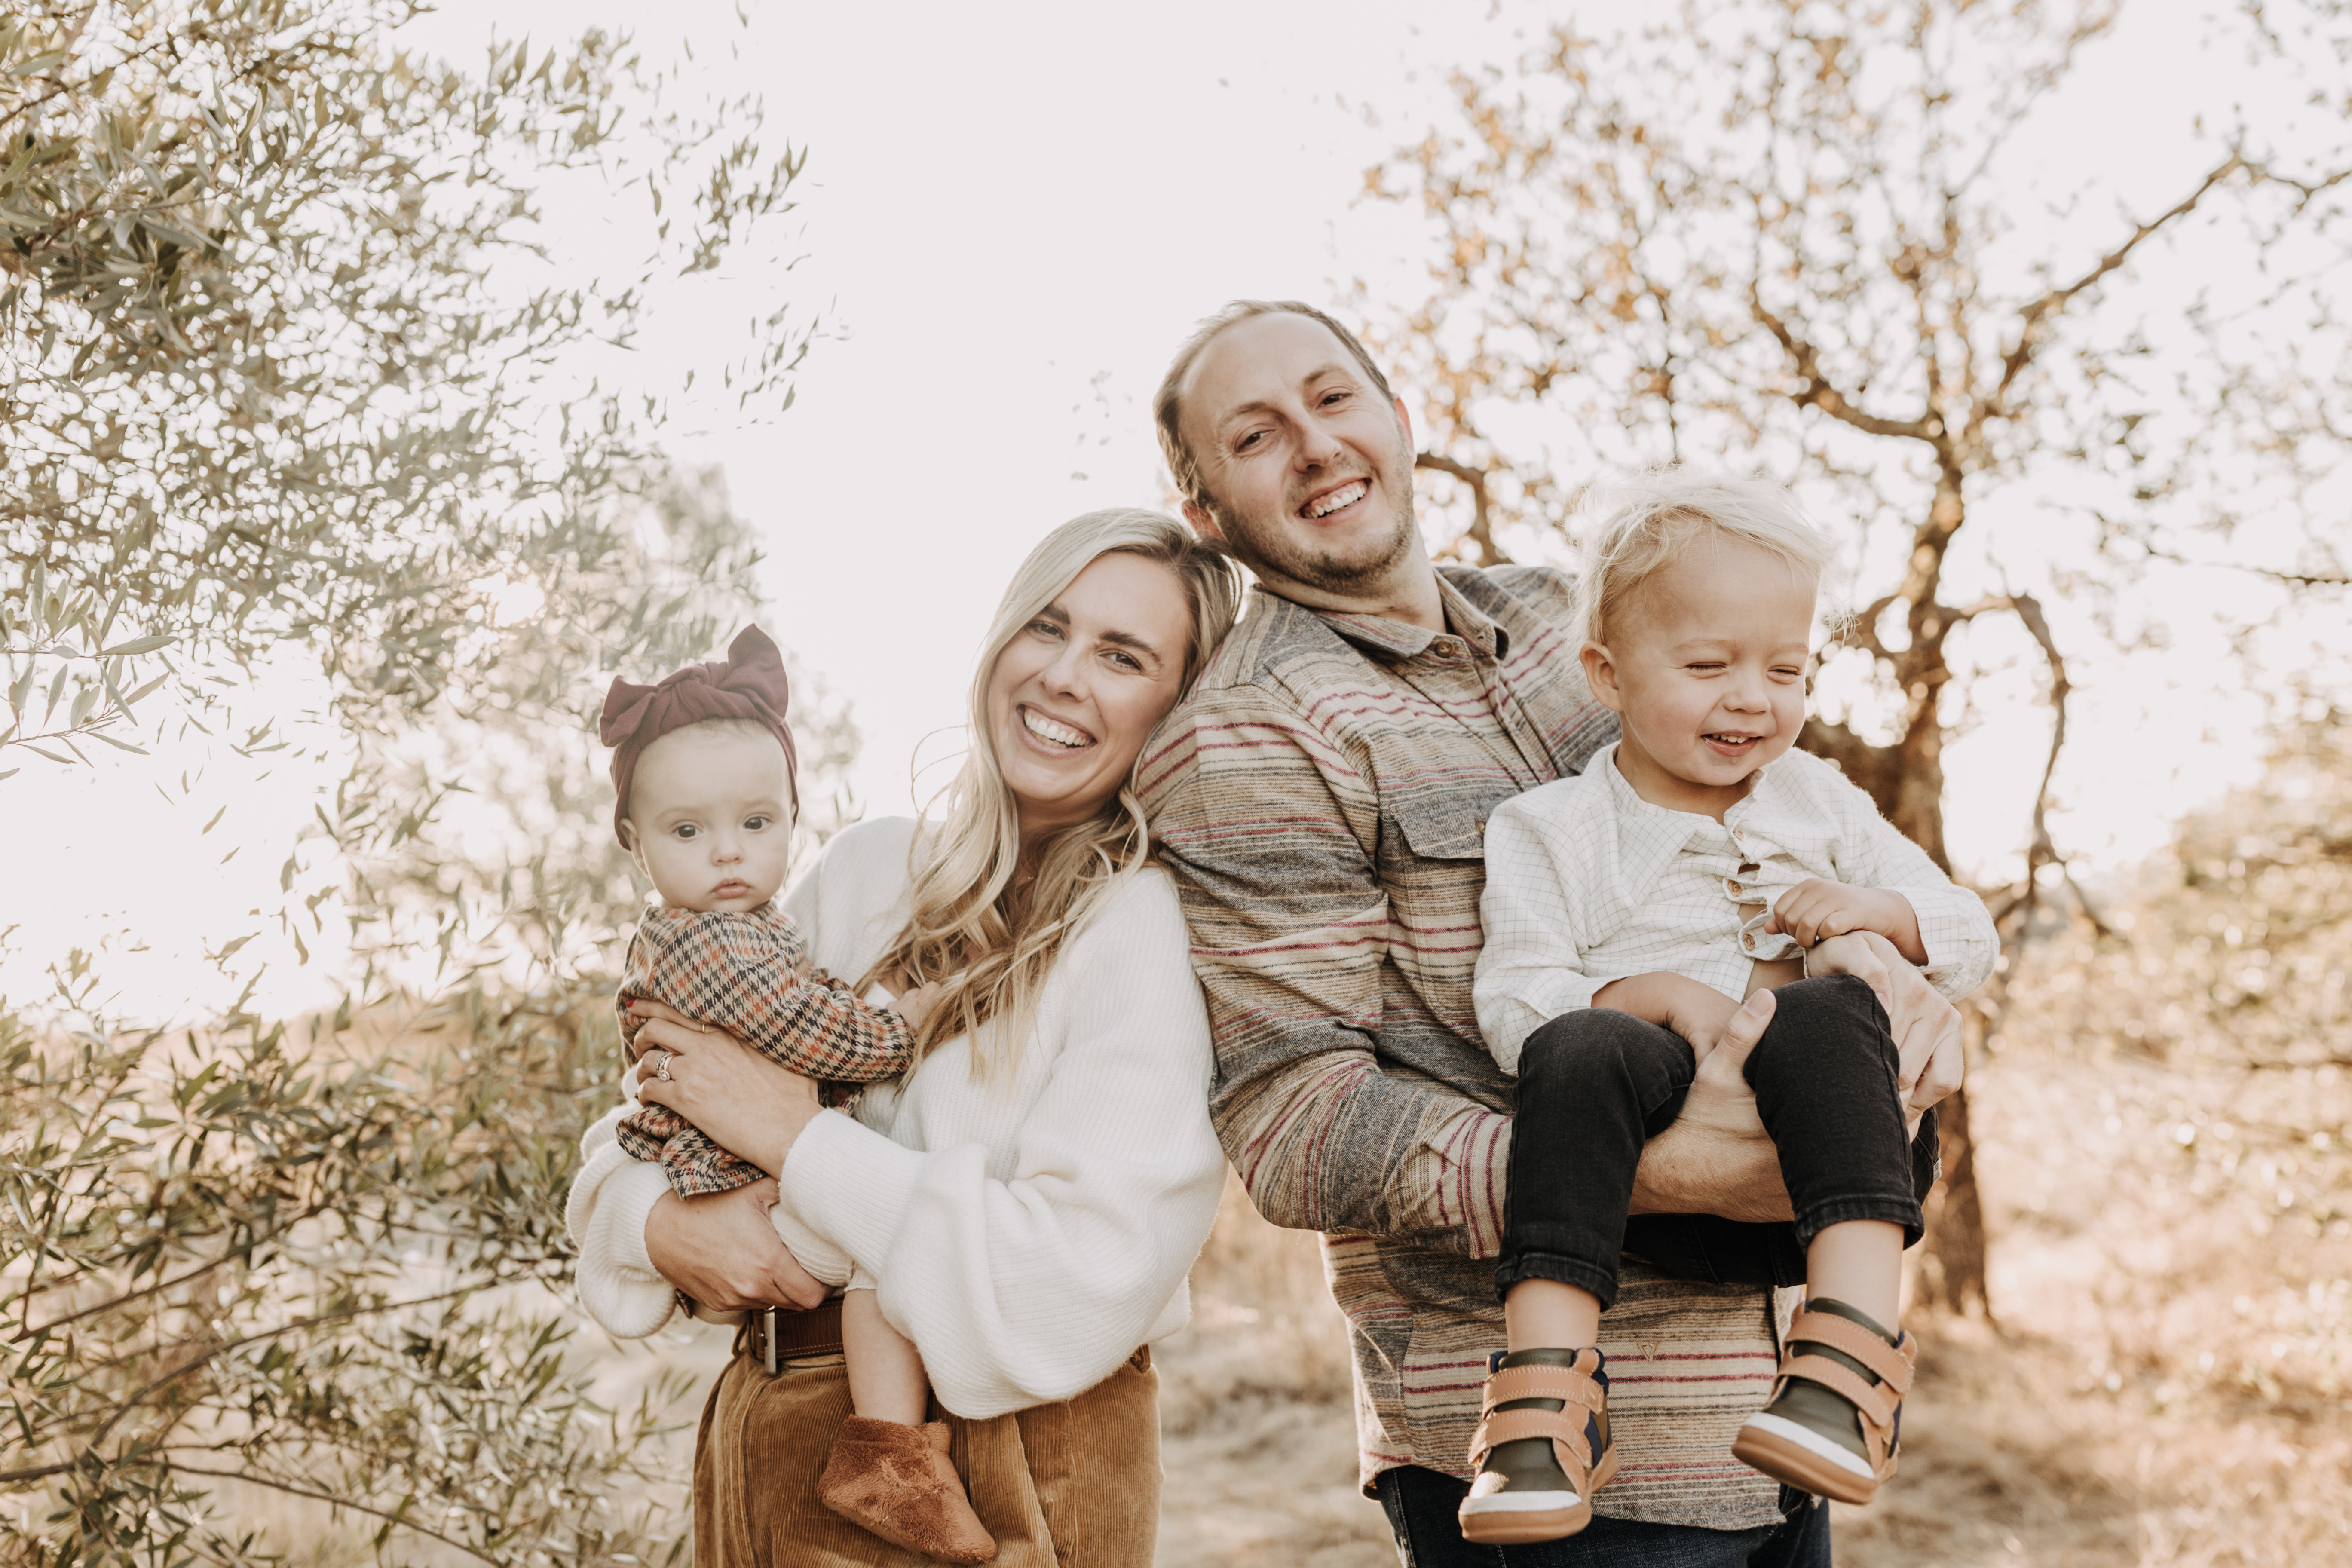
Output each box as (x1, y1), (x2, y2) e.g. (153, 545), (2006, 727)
(1805, 930), (1965, 1126)
(643, 1179), (830, 1312)
(1767, 879), (1927, 965)
(1628, 990), (1794, 1223)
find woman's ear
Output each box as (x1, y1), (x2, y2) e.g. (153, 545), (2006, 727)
(1581, 641), (1626, 714)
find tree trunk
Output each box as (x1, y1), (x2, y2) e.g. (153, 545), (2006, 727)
(1914, 1082), (1994, 1319)
(1801, 709), (1995, 1320)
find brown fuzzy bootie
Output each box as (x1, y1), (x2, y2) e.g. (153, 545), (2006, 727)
(817, 1415), (996, 1565)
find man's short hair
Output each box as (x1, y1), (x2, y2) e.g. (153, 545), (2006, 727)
(1154, 300), (1400, 517)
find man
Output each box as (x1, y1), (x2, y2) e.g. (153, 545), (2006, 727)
(1137, 300), (1963, 1564)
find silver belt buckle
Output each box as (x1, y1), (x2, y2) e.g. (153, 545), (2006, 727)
(758, 1305), (781, 1377)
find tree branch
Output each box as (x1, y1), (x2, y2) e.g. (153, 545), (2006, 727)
(1985, 153), (2247, 417)
(2003, 591), (2096, 933)
(12, 1207), (328, 1342)
(1750, 299), (1940, 441)
(5, 1286), (477, 1467)
(1415, 450), (1512, 565)
(159, 1464), (504, 1567)
(2137, 543), (2349, 588)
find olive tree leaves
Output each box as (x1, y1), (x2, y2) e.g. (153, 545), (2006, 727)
(2, 5), (836, 1562)
(1, 0), (816, 766)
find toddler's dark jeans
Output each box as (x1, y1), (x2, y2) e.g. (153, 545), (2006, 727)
(1496, 974), (1935, 1307)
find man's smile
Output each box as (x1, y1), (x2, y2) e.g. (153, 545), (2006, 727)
(1299, 477), (1369, 521)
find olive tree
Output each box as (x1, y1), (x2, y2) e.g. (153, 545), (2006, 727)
(2, 0), (812, 773)
(1369, 0), (2352, 1312)
(2, 4), (846, 1562)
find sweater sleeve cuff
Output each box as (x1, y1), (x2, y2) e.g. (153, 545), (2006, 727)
(570, 1156), (680, 1339)
(776, 1108), (924, 1263)
(606, 1160), (670, 1278)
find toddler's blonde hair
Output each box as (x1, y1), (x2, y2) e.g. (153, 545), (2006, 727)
(1572, 469), (1836, 647)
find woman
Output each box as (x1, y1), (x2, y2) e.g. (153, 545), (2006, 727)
(567, 508), (1241, 1566)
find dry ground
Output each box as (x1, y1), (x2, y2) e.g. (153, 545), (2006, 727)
(1152, 1033), (2352, 1568)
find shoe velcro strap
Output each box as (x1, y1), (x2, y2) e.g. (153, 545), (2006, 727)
(1779, 1351), (1902, 1433)
(1467, 1406), (1595, 1473)
(1478, 1363), (1606, 1416)
(1788, 1312), (1916, 1396)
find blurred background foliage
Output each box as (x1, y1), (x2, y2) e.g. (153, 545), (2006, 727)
(2, 2), (852, 1563)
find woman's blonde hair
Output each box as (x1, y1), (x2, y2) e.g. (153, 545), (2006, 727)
(1573, 468), (1837, 647)
(860, 508), (1241, 1072)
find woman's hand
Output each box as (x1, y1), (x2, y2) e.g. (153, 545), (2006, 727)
(631, 1000), (826, 1175)
(1805, 930), (1965, 1130)
(643, 1179), (831, 1312)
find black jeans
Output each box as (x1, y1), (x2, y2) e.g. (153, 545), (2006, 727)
(1497, 975), (1932, 1307)
(1376, 1465), (1832, 1566)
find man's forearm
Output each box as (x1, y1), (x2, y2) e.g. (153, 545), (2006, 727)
(1215, 1049), (1510, 1254)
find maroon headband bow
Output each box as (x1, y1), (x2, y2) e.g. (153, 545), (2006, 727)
(601, 625), (799, 844)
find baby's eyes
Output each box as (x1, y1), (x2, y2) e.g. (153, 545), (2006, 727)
(670, 823), (701, 841)
(744, 814), (771, 832)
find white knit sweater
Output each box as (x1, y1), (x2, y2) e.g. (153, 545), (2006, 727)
(565, 816), (1225, 1419)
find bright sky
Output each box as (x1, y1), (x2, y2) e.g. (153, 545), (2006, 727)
(7, 0), (2340, 1024)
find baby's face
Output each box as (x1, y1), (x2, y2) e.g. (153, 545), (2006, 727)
(1586, 537), (1817, 817)
(623, 724), (796, 913)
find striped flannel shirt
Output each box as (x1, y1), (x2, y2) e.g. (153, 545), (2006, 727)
(1140, 565), (1797, 1529)
(614, 902), (913, 1197)
(1476, 742), (1999, 1071)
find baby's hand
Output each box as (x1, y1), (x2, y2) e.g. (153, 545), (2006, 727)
(1767, 879), (1912, 952)
(891, 980), (946, 1033)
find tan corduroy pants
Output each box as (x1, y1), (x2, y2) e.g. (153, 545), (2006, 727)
(690, 1345), (1162, 1567)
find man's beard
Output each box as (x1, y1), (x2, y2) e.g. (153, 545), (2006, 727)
(1214, 454), (1421, 598)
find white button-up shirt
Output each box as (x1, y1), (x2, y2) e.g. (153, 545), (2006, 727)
(1473, 742), (1997, 1072)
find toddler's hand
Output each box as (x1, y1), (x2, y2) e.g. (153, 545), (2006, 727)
(1767, 879), (1907, 951)
(1674, 988), (1745, 1065)
(891, 980), (945, 1033)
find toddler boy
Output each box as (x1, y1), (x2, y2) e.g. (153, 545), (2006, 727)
(1457, 474), (1997, 1544)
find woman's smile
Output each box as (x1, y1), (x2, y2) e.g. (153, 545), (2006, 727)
(1017, 705), (1097, 751)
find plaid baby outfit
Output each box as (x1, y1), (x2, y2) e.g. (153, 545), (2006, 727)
(614, 902), (915, 1196)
